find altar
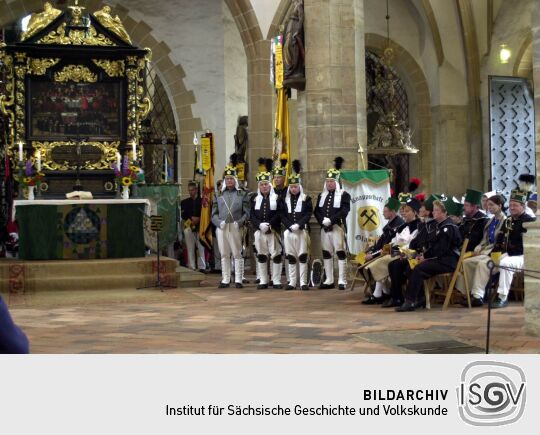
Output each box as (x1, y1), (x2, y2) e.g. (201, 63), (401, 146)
(14, 199), (150, 260)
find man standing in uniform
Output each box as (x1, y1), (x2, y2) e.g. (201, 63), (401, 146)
(280, 160), (312, 290)
(211, 167), (250, 288)
(181, 181), (206, 272)
(251, 170), (282, 289)
(314, 157), (351, 290)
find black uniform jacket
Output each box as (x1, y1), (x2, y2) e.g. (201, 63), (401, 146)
(409, 219), (436, 253)
(423, 217), (463, 268)
(250, 194), (281, 232)
(279, 194), (313, 231)
(314, 190), (352, 231)
(367, 215), (405, 254)
(494, 212), (536, 256)
(459, 211), (489, 252)
(180, 196), (202, 228)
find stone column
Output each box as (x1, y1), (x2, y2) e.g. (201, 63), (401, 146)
(246, 40), (274, 188)
(297, 0), (367, 195)
(525, 5), (540, 336)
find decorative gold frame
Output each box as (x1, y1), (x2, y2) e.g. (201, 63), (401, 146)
(54, 64), (98, 82)
(32, 141), (121, 171)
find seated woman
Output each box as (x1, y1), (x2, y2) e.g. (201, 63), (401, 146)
(456, 194), (506, 306)
(396, 199), (462, 312)
(361, 197), (421, 305)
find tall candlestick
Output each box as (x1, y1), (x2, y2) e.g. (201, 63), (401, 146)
(18, 142), (23, 162)
(116, 151), (121, 170)
(36, 150), (41, 171)
(132, 140), (137, 162)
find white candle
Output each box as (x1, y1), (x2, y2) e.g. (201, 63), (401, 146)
(164, 150), (168, 183)
(132, 141), (137, 161)
(36, 151), (41, 171)
(18, 142), (23, 161)
(116, 151), (121, 169)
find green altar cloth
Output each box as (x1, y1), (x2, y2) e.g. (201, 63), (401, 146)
(14, 199), (150, 260)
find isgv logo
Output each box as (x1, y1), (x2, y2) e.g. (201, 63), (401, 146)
(457, 361), (526, 426)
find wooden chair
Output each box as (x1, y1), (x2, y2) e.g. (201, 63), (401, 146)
(349, 258), (368, 292)
(424, 239), (471, 310)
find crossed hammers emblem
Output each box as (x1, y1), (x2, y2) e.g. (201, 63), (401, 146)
(360, 208), (378, 226)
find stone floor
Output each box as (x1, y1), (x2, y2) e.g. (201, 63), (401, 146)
(5, 274), (540, 354)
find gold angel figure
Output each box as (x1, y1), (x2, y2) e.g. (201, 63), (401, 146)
(21, 2), (62, 41)
(93, 6), (132, 44)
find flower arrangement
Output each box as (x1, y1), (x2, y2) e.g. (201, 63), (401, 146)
(112, 156), (145, 187)
(20, 160), (45, 186)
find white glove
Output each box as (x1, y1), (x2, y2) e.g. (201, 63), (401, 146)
(290, 224), (300, 232)
(322, 217), (332, 227)
(233, 221), (239, 229)
(219, 221), (226, 230)
(259, 223), (267, 232)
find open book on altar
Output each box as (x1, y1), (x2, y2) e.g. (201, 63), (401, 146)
(65, 191), (94, 200)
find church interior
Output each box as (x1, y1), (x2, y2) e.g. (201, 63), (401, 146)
(1, 0), (540, 354)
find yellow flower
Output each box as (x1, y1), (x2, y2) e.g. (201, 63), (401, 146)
(23, 177), (32, 184)
(129, 165), (140, 173)
(121, 176), (133, 186)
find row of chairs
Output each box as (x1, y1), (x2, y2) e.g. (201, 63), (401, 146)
(350, 238), (524, 310)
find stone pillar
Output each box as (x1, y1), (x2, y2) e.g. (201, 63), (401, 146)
(297, 0), (367, 195)
(525, 5), (540, 336)
(246, 40), (274, 189)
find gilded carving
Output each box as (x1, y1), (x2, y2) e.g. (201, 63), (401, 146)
(27, 58), (60, 75)
(21, 2), (62, 41)
(92, 59), (125, 77)
(54, 65), (97, 83)
(33, 141), (120, 170)
(93, 6), (132, 44)
(38, 23), (115, 46)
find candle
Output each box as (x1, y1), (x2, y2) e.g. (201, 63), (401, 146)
(18, 142), (23, 162)
(164, 150), (168, 183)
(116, 151), (121, 170)
(131, 140), (137, 161)
(36, 150), (41, 171)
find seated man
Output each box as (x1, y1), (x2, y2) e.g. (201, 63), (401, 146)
(459, 189), (489, 251)
(359, 196), (404, 302)
(0, 295), (29, 354)
(362, 197), (419, 305)
(468, 190), (536, 308)
(396, 199), (462, 312)
(457, 194), (506, 306)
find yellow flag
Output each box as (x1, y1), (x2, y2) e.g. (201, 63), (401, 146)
(199, 132), (214, 250)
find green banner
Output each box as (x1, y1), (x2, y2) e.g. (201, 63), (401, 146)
(340, 169), (390, 185)
(135, 185), (180, 249)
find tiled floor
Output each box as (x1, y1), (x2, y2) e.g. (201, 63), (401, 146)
(6, 275), (540, 354)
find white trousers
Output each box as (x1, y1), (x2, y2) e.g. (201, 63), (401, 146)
(216, 224), (243, 284)
(284, 229), (309, 287)
(254, 229), (280, 285)
(184, 227), (206, 270)
(456, 254), (490, 294)
(320, 226), (347, 285)
(470, 254), (524, 299)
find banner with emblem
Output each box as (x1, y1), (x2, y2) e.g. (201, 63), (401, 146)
(340, 170), (391, 255)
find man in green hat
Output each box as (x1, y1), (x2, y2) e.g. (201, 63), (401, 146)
(251, 170), (282, 289)
(459, 188), (489, 252)
(314, 157), (351, 290)
(468, 189), (536, 308)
